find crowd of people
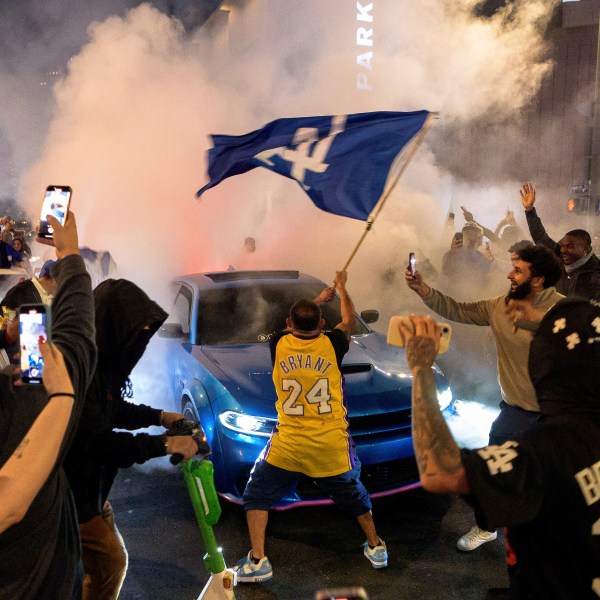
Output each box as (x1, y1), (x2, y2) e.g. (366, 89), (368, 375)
(0, 217), (33, 276)
(0, 180), (599, 600)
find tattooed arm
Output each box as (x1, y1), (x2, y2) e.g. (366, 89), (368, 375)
(398, 316), (470, 495)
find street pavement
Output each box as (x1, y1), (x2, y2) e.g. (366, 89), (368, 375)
(111, 460), (508, 600)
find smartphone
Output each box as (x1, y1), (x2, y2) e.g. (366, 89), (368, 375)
(19, 304), (51, 384)
(38, 185), (72, 239)
(453, 232), (463, 243)
(314, 588), (369, 600)
(387, 315), (452, 355)
(408, 252), (416, 279)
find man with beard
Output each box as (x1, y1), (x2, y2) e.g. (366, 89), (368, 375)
(397, 300), (600, 599)
(521, 182), (600, 300)
(405, 241), (563, 552)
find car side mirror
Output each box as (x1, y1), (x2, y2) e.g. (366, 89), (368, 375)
(360, 309), (379, 324)
(158, 323), (185, 338)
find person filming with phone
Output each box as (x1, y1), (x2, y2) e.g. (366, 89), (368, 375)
(405, 241), (563, 553)
(441, 221), (495, 298)
(0, 210), (97, 600)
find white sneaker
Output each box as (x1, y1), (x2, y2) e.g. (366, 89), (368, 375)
(362, 539), (388, 569)
(456, 526), (497, 551)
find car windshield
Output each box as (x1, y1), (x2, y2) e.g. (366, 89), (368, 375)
(196, 282), (369, 345)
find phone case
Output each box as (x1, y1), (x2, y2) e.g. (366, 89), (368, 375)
(39, 186), (72, 239)
(387, 316), (451, 354)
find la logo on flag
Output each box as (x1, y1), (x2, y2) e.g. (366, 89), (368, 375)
(253, 115), (347, 192)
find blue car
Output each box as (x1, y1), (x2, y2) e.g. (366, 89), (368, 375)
(159, 270), (453, 509)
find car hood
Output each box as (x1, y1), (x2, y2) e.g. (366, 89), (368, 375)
(198, 332), (414, 418)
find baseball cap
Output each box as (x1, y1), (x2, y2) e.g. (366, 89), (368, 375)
(39, 259), (58, 278)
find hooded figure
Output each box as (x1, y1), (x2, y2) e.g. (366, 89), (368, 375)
(64, 279), (197, 600)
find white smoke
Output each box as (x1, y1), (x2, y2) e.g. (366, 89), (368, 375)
(4, 0), (560, 407)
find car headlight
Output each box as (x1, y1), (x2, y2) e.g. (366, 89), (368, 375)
(437, 386), (453, 412)
(219, 411), (276, 437)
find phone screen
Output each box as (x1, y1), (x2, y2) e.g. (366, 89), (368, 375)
(408, 252), (416, 279)
(19, 305), (49, 384)
(39, 185), (72, 239)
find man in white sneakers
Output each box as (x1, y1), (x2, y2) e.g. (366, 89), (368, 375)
(405, 241), (563, 551)
(235, 271), (387, 582)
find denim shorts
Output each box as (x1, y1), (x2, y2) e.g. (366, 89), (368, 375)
(243, 453), (372, 517)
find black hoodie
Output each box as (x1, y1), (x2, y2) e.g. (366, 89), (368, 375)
(64, 279), (168, 523)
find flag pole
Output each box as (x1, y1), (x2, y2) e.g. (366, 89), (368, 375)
(340, 112), (438, 273)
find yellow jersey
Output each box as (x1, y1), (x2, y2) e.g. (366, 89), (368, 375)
(265, 329), (353, 477)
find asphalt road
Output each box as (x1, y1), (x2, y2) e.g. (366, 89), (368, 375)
(111, 460), (508, 600)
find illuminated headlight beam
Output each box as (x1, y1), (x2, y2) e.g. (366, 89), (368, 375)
(219, 411), (276, 437)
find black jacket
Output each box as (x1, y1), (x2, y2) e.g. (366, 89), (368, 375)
(64, 279), (168, 523)
(0, 255), (96, 600)
(525, 208), (600, 300)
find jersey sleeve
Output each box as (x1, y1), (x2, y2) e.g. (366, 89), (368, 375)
(460, 438), (544, 531)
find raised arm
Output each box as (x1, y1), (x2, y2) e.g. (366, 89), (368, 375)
(405, 267), (493, 326)
(398, 316), (469, 495)
(461, 206), (499, 245)
(0, 212), (96, 532)
(334, 270), (356, 339)
(521, 182), (559, 254)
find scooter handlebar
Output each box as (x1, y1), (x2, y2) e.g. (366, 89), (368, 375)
(166, 420), (211, 465)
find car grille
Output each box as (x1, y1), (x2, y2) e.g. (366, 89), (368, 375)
(347, 407), (412, 436)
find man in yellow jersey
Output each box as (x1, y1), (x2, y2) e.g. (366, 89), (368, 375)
(234, 270), (387, 582)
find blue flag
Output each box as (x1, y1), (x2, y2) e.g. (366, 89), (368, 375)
(197, 110), (430, 221)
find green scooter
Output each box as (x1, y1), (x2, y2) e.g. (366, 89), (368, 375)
(168, 421), (237, 600)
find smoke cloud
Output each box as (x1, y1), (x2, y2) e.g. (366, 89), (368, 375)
(2, 0), (560, 412)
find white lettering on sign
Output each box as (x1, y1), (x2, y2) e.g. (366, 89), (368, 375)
(356, 2), (373, 91)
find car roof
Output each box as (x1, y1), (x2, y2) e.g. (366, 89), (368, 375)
(175, 270), (326, 292)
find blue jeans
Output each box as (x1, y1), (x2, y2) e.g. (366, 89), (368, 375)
(243, 453), (372, 517)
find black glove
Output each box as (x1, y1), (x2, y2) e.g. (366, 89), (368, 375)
(166, 419), (211, 464)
